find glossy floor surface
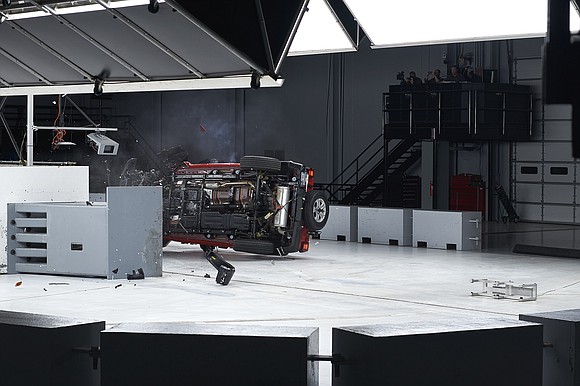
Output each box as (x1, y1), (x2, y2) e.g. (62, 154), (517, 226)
(1, 221), (580, 385)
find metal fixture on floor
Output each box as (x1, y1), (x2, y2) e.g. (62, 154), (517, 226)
(471, 279), (537, 301)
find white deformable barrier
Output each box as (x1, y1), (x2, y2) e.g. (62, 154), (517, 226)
(319, 205), (358, 242)
(357, 207), (413, 245)
(0, 166), (89, 273)
(412, 210), (482, 250)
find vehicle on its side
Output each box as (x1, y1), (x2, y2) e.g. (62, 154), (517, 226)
(122, 153), (329, 285)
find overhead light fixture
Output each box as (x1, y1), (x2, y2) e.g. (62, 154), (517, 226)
(344, 0), (580, 48)
(109, 0), (165, 9)
(53, 3), (104, 15)
(289, 0), (357, 56)
(5, 10), (49, 20)
(0, 0), (166, 20)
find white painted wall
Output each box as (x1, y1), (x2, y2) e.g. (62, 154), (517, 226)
(0, 166), (89, 273)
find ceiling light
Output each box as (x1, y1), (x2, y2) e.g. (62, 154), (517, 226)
(109, 0), (165, 9)
(344, 0), (580, 48)
(289, 0), (357, 56)
(53, 3), (104, 15)
(5, 10), (49, 20)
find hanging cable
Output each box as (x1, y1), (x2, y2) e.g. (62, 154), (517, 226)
(51, 95), (67, 149)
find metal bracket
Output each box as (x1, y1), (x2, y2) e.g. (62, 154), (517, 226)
(73, 346), (101, 370)
(471, 279), (537, 301)
(204, 248), (235, 285)
(308, 353), (351, 378)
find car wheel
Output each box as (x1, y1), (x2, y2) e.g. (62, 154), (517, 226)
(240, 155), (281, 172)
(303, 190), (329, 231)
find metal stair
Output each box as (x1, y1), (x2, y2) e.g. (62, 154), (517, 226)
(318, 135), (422, 207)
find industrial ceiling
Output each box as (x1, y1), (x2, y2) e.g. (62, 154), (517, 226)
(0, 0), (316, 95)
(1, 0), (578, 97)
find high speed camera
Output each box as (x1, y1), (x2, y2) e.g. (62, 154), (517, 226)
(86, 132), (119, 155)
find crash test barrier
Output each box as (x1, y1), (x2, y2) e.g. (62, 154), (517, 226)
(100, 323), (319, 386)
(2, 310), (564, 385)
(412, 209), (482, 250)
(331, 318), (543, 386)
(357, 207), (413, 246)
(6, 186), (162, 279)
(0, 310), (104, 386)
(319, 205), (358, 242)
(520, 309), (580, 386)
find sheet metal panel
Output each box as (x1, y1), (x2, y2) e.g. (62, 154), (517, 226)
(13, 16), (135, 81)
(531, 120), (572, 141)
(0, 55), (39, 84)
(544, 142), (576, 162)
(119, 5), (251, 76)
(514, 183), (542, 203)
(515, 142), (543, 162)
(64, 10), (192, 79)
(0, 166), (89, 273)
(544, 164), (576, 183)
(543, 184), (575, 204)
(516, 203), (542, 221)
(0, 22), (86, 84)
(515, 163), (541, 182)
(543, 204), (576, 223)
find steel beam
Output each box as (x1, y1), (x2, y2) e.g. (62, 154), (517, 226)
(0, 75), (284, 96)
(0, 97), (24, 161)
(26, 94), (34, 166)
(275, 0), (309, 74)
(64, 95), (98, 127)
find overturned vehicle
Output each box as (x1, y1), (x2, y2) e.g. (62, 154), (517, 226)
(122, 152), (329, 285)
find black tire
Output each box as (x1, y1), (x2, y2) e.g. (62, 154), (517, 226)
(2, 0), (11, 7)
(240, 155), (281, 172)
(303, 190), (329, 231)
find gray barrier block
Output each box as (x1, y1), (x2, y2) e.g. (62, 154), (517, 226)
(101, 323), (319, 386)
(520, 309), (580, 386)
(0, 310), (104, 386)
(332, 318), (542, 386)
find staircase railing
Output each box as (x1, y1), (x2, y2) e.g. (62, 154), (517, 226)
(317, 135), (422, 206)
(316, 133), (384, 202)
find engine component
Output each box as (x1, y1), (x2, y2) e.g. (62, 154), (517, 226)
(273, 186), (290, 228)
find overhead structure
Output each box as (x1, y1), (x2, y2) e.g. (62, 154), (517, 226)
(343, 0), (580, 48)
(0, 0), (311, 96)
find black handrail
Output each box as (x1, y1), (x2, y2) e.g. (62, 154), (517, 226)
(317, 132), (385, 202)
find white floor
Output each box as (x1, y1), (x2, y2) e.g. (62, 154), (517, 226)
(1, 225), (580, 385)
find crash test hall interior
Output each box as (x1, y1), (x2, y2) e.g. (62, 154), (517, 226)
(2, 1), (580, 385)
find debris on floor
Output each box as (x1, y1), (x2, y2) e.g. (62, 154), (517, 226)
(204, 273), (210, 278)
(14, 281), (22, 287)
(127, 268), (145, 280)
